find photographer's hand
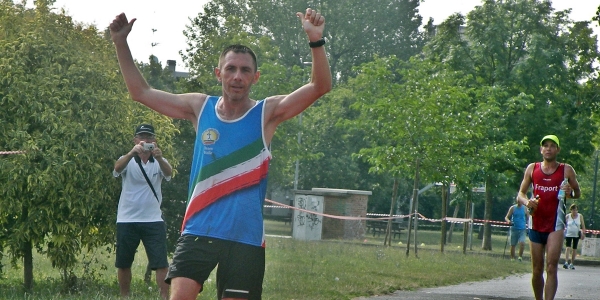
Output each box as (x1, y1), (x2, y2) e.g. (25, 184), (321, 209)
(114, 143), (144, 174)
(154, 147), (172, 177)
(153, 147), (163, 159)
(130, 141), (145, 156)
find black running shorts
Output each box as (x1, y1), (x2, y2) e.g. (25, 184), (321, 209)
(165, 235), (265, 299)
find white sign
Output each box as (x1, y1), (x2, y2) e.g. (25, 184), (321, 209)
(472, 187), (486, 193)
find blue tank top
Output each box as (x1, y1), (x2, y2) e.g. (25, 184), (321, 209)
(182, 96), (271, 247)
(511, 205), (526, 230)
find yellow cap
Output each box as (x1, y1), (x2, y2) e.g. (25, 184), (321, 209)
(540, 135), (559, 147)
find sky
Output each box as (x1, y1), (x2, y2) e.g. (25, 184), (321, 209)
(25, 0), (600, 72)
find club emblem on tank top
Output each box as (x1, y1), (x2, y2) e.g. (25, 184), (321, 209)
(201, 128), (219, 145)
(202, 128), (219, 158)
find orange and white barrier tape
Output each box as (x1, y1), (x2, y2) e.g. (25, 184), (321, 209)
(584, 229), (600, 235)
(266, 199), (476, 223)
(473, 218), (511, 228)
(0, 150), (26, 155)
(473, 218), (509, 225)
(264, 199), (404, 221)
(265, 199), (600, 231)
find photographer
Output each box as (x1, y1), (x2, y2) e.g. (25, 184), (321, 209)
(113, 124), (172, 300)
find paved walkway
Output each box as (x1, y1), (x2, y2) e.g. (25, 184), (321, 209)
(354, 264), (600, 300)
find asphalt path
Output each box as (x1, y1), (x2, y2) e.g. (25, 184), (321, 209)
(354, 265), (599, 300)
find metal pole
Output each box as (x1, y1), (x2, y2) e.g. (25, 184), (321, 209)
(413, 202), (419, 255)
(591, 151), (598, 229)
(293, 161), (299, 190)
(293, 113), (302, 190)
(293, 62), (311, 191)
(502, 226), (510, 259)
(468, 202), (474, 250)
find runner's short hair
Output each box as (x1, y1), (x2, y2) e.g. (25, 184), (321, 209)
(219, 44), (258, 72)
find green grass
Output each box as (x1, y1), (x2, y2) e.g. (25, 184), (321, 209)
(0, 220), (535, 299)
(264, 239), (530, 299)
(263, 218), (293, 237)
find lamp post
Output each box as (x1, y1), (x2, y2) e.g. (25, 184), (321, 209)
(591, 150), (598, 229)
(293, 61), (312, 191)
(293, 113), (302, 190)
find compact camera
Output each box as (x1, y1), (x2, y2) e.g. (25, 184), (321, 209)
(143, 142), (155, 152)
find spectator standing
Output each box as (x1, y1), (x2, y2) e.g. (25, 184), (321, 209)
(113, 124), (172, 300)
(563, 203), (586, 270)
(505, 198), (530, 262)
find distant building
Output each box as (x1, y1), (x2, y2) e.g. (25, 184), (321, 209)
(429, 24), (466, 38)
(166, 60), (189, 78)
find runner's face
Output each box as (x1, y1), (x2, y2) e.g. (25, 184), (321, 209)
(540, 141), (559, 161)
(216, 52), (259, 100)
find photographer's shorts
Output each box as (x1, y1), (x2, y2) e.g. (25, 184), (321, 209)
(165, 235), (265, 300)
(115, 222), (168, 269)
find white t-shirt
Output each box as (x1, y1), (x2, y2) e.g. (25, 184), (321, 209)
(113, 156), (171, 223)
(565, 213), (582, 237)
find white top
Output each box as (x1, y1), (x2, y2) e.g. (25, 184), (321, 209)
(113, 156), (171, 223)
(565, 213), (582, 237)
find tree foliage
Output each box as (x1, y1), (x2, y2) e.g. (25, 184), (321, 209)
(0, 0), (175, 289)
(245, 0), (427, 83)
(429, 1), (599, 168)
(344, 0), (600, 249)
(428, 0), (600, 247)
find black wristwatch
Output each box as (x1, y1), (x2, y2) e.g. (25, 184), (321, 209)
(309, 38), (326, 48)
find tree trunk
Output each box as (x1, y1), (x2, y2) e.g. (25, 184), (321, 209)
(440, 184), (448, 253)
(405, 191), (415, 256)
(0, 245), (4, 274)
(21, 204), (33, 292)
(447, 201), (460, 243)
(482, 175), (493, 250)
(23, 239), (33, 292)
(406, 158), (420, 257)
(384, 178), (399, 246)
(462, 193), (472, 254)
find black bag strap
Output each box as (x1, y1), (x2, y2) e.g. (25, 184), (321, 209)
(135, 156), (160, 204)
